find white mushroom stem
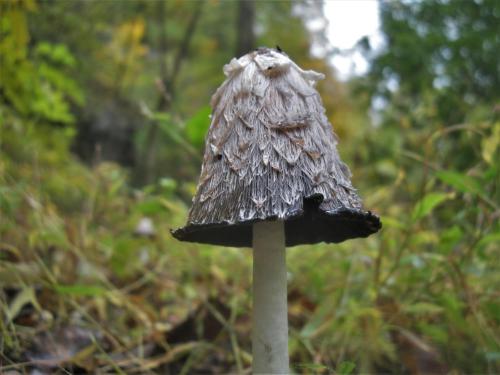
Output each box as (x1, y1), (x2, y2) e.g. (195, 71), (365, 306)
(252, 220), (289, 374)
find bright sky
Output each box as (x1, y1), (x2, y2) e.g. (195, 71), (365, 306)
(323, 0), (383, 79)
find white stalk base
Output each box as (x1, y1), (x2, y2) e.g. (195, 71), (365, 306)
(252, 220), (289, 374)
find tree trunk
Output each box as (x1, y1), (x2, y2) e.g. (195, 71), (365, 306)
(236, 0), (255, 57)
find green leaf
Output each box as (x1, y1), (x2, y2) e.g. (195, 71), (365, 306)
(402, 302), (444, 315)
(436, 170), (483, 195)
(185, 106), (211, 148)
(477, 232), (500, 249)
(483, 301), (500, 322)
(440, 225), (463, 254)
(411, 192), (451, 221)
(300, 297), (333, 339)
(419, 323), (449, 345)
(159, 177), (177, 196)
(337, 361), (356, 375)
(54, 284), (107, 296)
(381, 216), (405, 229)
(136, 198), (165, 215)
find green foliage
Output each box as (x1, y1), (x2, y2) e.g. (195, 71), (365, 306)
(411, 192), (452, 222)
(341, 1), (500, 372)
(337, 361), (356, 375)
(1, 0), (499, 373)
(185, 106), (212, 148)
(362, 0), (500, 122)
(0, 0), (82, 125)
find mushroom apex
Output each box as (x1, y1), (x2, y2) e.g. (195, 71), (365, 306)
(222, 47), (324, 82)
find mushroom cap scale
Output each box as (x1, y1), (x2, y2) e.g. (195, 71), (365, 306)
(172, 47), (381, 247)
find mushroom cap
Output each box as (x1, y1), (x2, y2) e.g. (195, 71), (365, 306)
(172, 48), (381, 247)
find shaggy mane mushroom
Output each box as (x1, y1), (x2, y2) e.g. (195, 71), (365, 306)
(172, 47), (381, 374)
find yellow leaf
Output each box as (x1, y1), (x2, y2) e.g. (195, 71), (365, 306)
(5, 286), (41, 322)
(482, 121), (500, 164)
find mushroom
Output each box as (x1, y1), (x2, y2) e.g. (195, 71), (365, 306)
(172, 47), (381, 374)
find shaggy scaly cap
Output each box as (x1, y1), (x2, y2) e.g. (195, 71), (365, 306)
(172, 47), (381, 247)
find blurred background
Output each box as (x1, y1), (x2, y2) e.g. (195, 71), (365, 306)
(0, 0), (499, 373)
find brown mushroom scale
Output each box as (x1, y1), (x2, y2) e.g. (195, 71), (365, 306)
(172, 47), (381, 247)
